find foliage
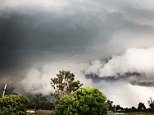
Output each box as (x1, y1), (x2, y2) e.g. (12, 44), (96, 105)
(0, 94), (28, 115)
(107, 100), (124, 112)
(28, 94), (54, 110)
(148, 97), (154, 113)
(131, 106), (137, 112)
(137, 102), (146, 111)
(51, 70), (83, 103)
(107, 100), (115, 111)
(31, 93), (47, 113)
(55, 87), (109, 115)
(115, 105), (124, 112)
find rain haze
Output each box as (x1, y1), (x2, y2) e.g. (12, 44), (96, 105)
(1, 0), (154, 107)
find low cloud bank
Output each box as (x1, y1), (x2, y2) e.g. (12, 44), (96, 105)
(85, 46), (154, 86)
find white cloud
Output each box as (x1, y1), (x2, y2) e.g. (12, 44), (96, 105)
(131, 0), (154, 10)
(85, 46), (154, 78)
(104, 81), (154, 107)
(0, 0), (70, 13)
(21, 61), (92, 95)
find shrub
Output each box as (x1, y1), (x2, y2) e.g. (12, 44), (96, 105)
(0, 94), (28, 115)
(55, 87), (108, 115)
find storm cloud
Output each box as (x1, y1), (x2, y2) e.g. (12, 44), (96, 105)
(1, 0), (154, 107)
(1, 0), (154, 71)
(85, 47), (154, 86)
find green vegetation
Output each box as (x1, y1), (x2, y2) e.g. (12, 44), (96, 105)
(55, 86), (109, 115)
(30, 93), (48, 113)
(51, 70), (83, 103)
(28, 94), (54, 111)
(1, 70), (154, 115)
(0, 94), (28, 115)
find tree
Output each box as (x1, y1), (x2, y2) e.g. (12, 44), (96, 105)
(55, 87), (109, 115)
(115, 105), (124, 112)
(137, 102), (146, 112)
(107, 100), (114, 111)
(31, 93), (47, 114)
(0, 94), (28, 115)
(131, 106), (137, 112)
(148, 97), (154, 114)
(51, 70), (83, 103)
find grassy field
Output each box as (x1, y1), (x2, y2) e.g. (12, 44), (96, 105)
(27, 111), (153, 115)
(126, 112), (152, 115)
(27, 110), (54, 115)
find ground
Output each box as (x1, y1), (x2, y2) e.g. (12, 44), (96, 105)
(27, 110), (153, 115)
(126, 112), (152, 115)
(27, 110), (54, 115)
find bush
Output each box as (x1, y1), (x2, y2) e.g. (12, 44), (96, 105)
(0, 94), (28, 115)
(55, 87), (109, 115)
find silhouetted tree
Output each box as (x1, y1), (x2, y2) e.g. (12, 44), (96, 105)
(148, 97), (154, 115)
(137, 102), (146, 112)
(131, 106), (137, 112)
(116, 105), (124, 112)
(107, 100), (114, 111)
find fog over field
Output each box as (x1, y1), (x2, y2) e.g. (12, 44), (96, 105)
(1, 0), (154, 107)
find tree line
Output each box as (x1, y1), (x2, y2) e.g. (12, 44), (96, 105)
(107, 98), (154, 114)
(0, 70), (154, 115)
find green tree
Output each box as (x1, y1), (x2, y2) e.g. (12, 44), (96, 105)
(0, 94), (28, 115)
(51, 70), (83, 103)
(31, 93), (47, 114)
(55, 87), (109, 115)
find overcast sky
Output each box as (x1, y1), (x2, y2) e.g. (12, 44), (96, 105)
(1, 0), (154, 107)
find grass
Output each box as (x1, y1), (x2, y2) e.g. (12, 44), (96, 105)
(126, 112), (152, 115)
(27, 111), (153, 115)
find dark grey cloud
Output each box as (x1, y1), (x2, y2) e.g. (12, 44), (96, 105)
(0, 12), (98, 72)
(132, 82), (154, 87)
(1, 0), (154, 73)
(85, 72), (141, 83)
(85, 72), (154, 87)
(85, 47), (154, 90)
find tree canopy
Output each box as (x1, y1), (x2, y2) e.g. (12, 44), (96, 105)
(55, 87), (109, 115)
(137, 102), (146, 111)
(30, 93), (47, 113)
(0, 94), (28, 115)
(148, 97), (154, 113)
(51, 70), (83, 103)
